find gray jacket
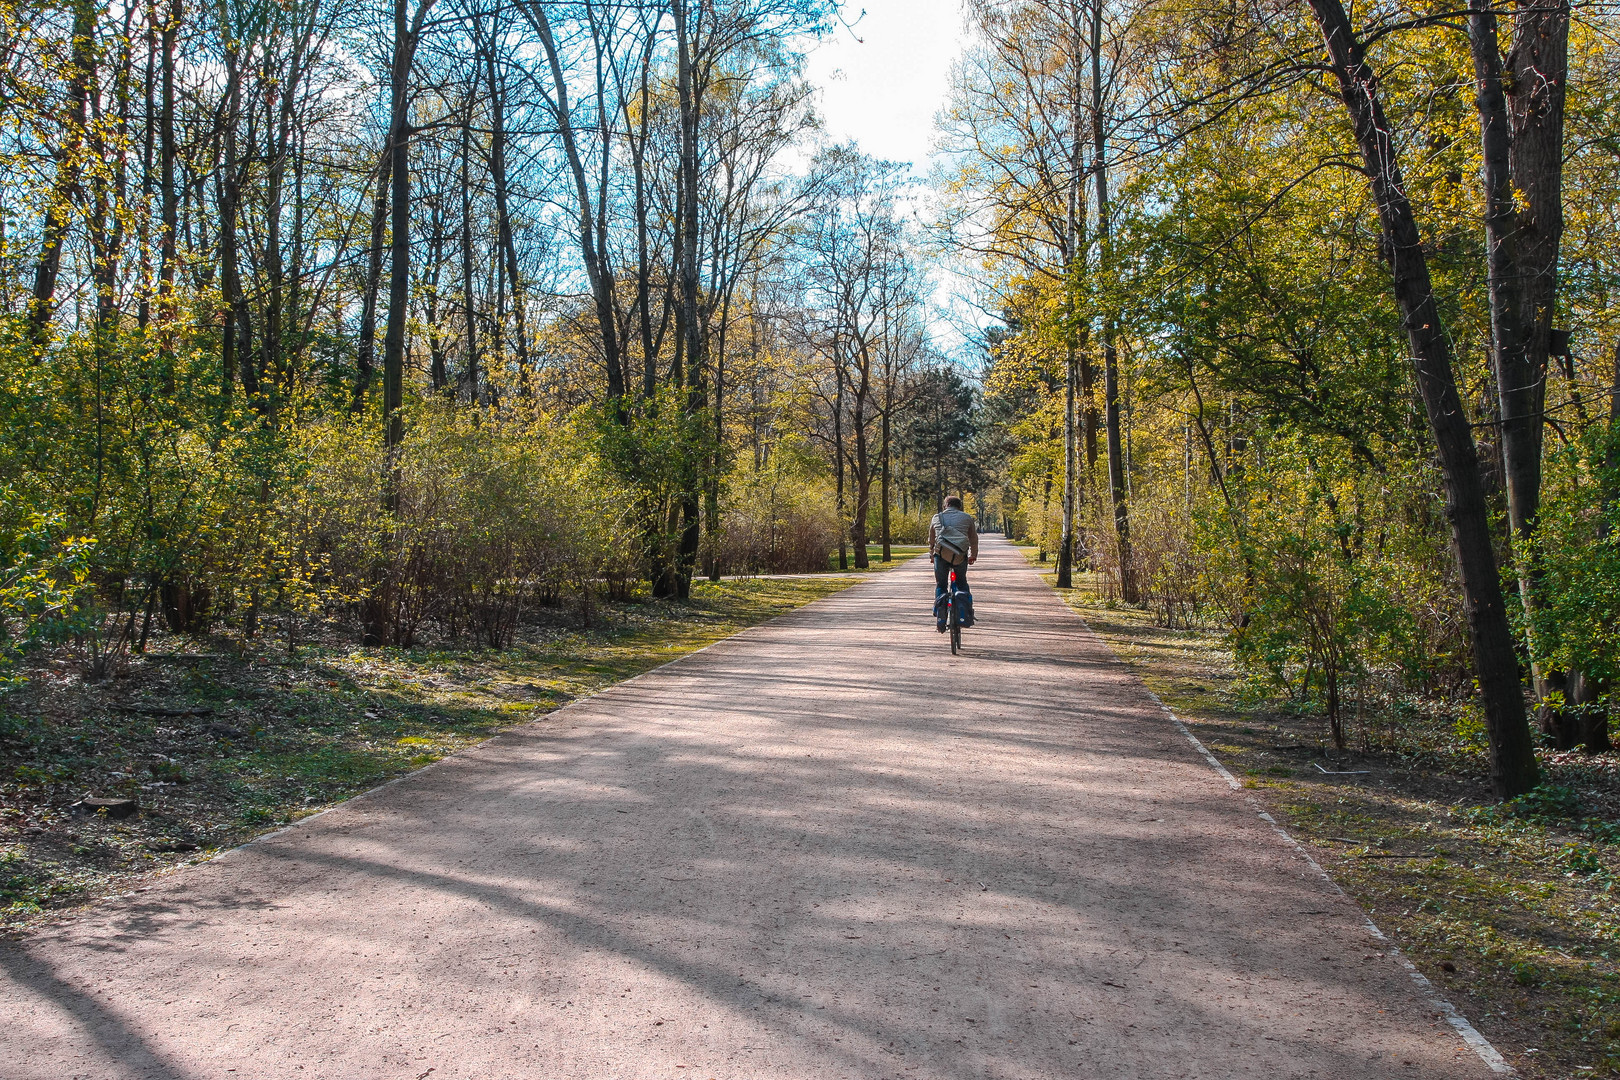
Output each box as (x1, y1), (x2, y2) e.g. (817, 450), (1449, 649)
(929, 508), (979, 564)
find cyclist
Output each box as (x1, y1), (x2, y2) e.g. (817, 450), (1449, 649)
(928, 495), (979, 633)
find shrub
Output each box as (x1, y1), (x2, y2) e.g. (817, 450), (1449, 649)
(294, 402), (639, 646)
(1195, 435), (1456, 748)
(715, 437), (841, 575)
(0, 501), (97, 688)
(1525, 423), (1620, 739)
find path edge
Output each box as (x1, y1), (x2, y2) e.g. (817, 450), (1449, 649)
(1045, 597), (1515, 1077)
(225, 576), (875, 854)
(50, 576), (881, 925)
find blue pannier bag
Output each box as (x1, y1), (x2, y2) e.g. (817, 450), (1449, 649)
(937, 586), (975, 628)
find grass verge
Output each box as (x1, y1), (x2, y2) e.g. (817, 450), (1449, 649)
(819, 545), (928, 573)
(0, 575), (863, 934)
(1022, 549), (1620, 1079)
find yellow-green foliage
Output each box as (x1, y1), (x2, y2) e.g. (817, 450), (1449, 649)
(0, 499), (96, 686)
(0, 319), (650, 661)
(289, 401), (642, 646)
(1527, 426), (1620, 686)
(717, 435), (840, 574)
(1197, 436), (1462, 734)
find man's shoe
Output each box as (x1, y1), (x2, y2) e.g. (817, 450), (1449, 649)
(936, 619), (948, 633)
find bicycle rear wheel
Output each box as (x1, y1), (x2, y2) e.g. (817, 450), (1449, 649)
(950, 619), (960, 654)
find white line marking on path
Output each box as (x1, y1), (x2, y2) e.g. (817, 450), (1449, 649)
(1141, 687), (1514, 1075)
(1054, 597), (1516, 1076)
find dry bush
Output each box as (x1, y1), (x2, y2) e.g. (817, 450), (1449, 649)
(714, 442), (841, 575)
(717, 483), (840, 574)
(293, 403), (638, 646)
(1132, 495), (1207, 629)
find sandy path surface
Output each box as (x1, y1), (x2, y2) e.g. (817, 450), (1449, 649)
(2, 538), (1496, 1079)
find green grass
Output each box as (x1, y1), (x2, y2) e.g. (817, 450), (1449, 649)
(1020, 548), (1620, 1078)
(820, 545), (927, 573)
(0, 576), (860, 932)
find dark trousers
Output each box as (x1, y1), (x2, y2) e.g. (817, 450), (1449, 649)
(934, 557), (968, 604)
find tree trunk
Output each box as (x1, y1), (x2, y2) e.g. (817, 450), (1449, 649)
(27, 0), (96, 347)
(354, 147), (390, 413)
(384, 0), (412, 455)
(156, 0), (178, 336)
(672, 0), (704, 597)
(218, 45), (251, 401)
(1306, 0), (1538, 798)
(1081, 334), (1099, 467)
(1059, 338), (1077, 588)
(383, 0), (431, 461)
(1037, 476), (1050, 557)
(523, 0), (624, 402)
(1102, 333), (1133, 598)
(852, 354), (871, 570)
(1475, 0), (1570, 737)
(1506, 0), (1568, 461)
(1469, 0), (1548, 722)
(138, 18), (154, 332)
(460, 97), (479, 403)
(87, 11), (131, 334)
(834, 346), (848, 571)
(1092, 0), (1134, 602)
(1057, 3), (1085, 589)
(287, 123), (307, 387)
(366, 0), (431, 646)
(423, 194), (448, 391)
(936, 441), (946, 510)
(265, 10), (316, 397)
(264, 58), (293, 403)
(633, 33), (658, 397)
(704, 287), (732, 582)
(880, 407), (892, 562)
(487, 45), (529, 385)
(674, 0), (701, 395)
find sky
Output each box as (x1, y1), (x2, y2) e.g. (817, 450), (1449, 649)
(802, 2), (984, 359)
(802, 1), (970, 176)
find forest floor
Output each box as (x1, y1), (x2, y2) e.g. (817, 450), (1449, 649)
(0, 563), (916, 934)
(1029, 552), (1620, 1079)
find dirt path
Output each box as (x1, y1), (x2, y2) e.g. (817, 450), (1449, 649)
(2, 538), (1498, 1079)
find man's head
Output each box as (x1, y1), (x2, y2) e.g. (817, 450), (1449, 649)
(943, 495), (963, 511)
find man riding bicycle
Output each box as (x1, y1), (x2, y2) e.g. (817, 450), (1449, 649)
(928, 496), (979, 633)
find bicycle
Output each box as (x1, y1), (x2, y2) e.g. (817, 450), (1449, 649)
(947, 567), (965, 655)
